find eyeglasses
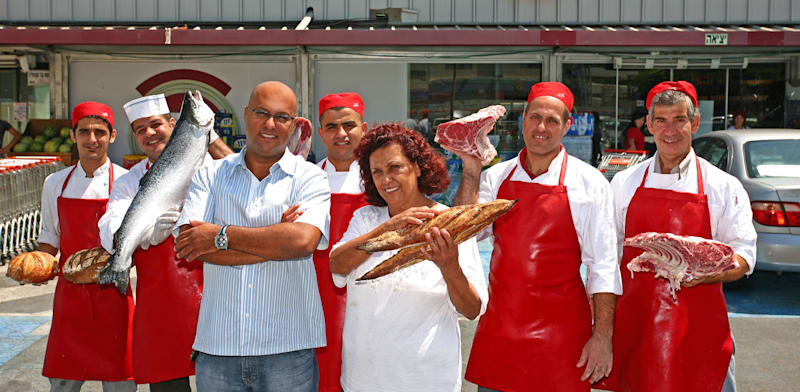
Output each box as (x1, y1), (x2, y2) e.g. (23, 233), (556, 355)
(246, 107), (295, 125)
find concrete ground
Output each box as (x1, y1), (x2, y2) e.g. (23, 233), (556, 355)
(2, 263), (799, 391)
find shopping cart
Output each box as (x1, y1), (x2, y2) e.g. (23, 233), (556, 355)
(597, 149), (648, 181)
(0, 156), (65, 264)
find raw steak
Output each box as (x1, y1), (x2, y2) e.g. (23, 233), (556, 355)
(625, 232), (737, 301)
(435, 105), (506, 165)
(289, 117), (313, 159)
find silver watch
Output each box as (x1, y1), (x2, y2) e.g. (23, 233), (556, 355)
(214, 224), (230, 250)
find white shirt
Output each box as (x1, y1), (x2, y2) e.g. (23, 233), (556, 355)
(98, 153), (213, 253)
(478, 148), (622, 295)
(316, 158), (364, 194)
(175, 147), (331, 356)
(331, 204), (488, 392)
(38, 159), (128, 249)
(610, 149), (757, 274)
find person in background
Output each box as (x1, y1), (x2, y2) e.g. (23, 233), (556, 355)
(98, 93), (229, 391)
(0, 118), (21, 157)
(174, 81), (330, 392)
(311, 92), (369, 392)
(601, 81), (756, 392)
(728, 109), (750, 130)
(329, 123), (487, 392)
(38, 102), (135, 392)
(624, 108), (647, 150)
(455, 82), (621, 391)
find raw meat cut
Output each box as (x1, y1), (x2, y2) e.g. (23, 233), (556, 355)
(434, 105), (506, 165)
(289, 117), (313, 159)
(625, 232), (737, 301)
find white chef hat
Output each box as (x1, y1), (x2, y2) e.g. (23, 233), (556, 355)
(123, 94), (170, 124)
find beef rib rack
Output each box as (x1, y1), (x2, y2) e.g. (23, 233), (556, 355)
(625, 232), (737, 301)
(434, 105), (506, 165)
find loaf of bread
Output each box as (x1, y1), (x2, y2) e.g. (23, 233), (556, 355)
(6, 251), (59, 285)
(62, 247), (111, 284)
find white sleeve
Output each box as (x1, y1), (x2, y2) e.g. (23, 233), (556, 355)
(715, 179), (758, 274)
(330, 207), (372, 288)
(579, 177), (622, 295)
(293, 166), (332, 250)
(475, 168), (498, 242)
(610, 174), (629, 265)
(36, 173), (62, 249)
(174, 162), (216, 235)
(98, 175), (137, 253)
(447, 237), (489, 317)
(209, 130), (219, 144)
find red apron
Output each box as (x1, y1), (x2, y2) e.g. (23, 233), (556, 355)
(131, 235), (203, 383)
(43, 164), (135, 381)
(465, 154), (592, 392)
(313, 160), (368, 392)
(598, 158), (732, 392)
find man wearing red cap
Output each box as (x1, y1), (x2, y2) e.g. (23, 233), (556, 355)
(312, 92), (369, 392)
(454, 81), (621, 391)
(37, 102), (135, 391)
(601, 81), (756, 392)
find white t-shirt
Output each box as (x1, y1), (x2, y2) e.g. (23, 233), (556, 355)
(478, 148), (622, 295)
(610, 149), (757, 273)
(97, 154), (212, 253)
(331, 203), (489, 392)
(38, 159), (128, 249)
(316, 158), (364, 194)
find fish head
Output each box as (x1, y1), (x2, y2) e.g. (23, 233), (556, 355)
(181, 90), (215, 132)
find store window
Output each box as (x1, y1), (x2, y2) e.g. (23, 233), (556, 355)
(728, 64), (785, 129)
(0, 63), (51, 150)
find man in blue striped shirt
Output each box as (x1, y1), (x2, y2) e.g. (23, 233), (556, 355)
(174, 81), (331, 392)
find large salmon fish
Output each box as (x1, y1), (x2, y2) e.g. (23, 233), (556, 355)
(97, 91), (213, 293)
(357, 199), (516, 281)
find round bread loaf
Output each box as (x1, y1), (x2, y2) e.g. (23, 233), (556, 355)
(62, 247), (111, 284)
(6, 251), (59, 285)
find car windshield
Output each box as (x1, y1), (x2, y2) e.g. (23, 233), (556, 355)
(744, 139), (800, 178)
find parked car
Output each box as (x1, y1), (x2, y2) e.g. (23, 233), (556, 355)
(693, 129), (800, 272)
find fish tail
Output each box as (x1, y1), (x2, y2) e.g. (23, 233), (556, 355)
(97, 255), (130, 294)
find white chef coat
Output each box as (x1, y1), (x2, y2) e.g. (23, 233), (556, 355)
(38, 159), (128, 249)
(610, 149), (757, 274)
(477, 147), (622, 296)
(331, 203), (488, 392)
(97, 154), (212, 253)
(316, 158), (364, 194)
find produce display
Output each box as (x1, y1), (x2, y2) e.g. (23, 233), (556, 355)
(12, 125), (74, 153)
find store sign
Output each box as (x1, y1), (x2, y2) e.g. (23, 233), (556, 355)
(27, 70), (50, 86)
(705, 33), (728, 46)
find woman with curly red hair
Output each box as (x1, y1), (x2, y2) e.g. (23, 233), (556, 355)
(329, 123), (488, 391)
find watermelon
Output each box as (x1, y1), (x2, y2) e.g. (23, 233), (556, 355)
(58, 144), (72, 153)
(43, 140), (60, 153)
(34, 135), (48, 144)
(43, 126), (58, 138)
(59, 127), (71, 138)
(12, 143), (30, 153)
(20, 136), (34, 145)
(49, 137), (63, 146)
(29, 142), (44, 152)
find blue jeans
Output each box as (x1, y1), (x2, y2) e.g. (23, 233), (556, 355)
(195, 349), (318, 392)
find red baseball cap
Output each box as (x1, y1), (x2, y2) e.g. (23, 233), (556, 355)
(527, 82), (574, 112)
(646, 81), (698, 110)
(72, 101), (114, 128)
(319, 92), (365, 119)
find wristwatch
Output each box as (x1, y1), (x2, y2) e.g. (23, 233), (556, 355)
(215, 224), (230, 250)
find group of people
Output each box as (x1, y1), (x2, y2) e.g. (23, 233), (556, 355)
(34, 78), (756, 392)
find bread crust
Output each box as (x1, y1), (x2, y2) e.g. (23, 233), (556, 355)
(62, 247), (111, 284)
(6, 251), (58, 285)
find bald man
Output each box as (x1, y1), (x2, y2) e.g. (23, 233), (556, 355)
(174, 81), (331, 391)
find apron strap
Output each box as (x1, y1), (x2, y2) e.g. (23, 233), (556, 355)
(321, 160), (327, 170)
(61, 162), (115, 196)
(639, 155), (704, 195)
(503, 150), (569, 187)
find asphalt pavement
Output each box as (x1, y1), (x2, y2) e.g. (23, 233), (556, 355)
(2, 252), (799, 391)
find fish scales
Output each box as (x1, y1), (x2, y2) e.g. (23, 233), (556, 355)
(97, 91), (214, 294)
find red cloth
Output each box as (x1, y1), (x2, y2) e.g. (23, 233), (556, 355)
(646, 81), (698, 110)
(626, 126), (645, 150)
(72, 101), (114, 128)
(318, 92), (365, 118)
(527, 82), (574, 112)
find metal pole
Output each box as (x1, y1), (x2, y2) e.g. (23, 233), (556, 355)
(615, 68), (619, 149)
